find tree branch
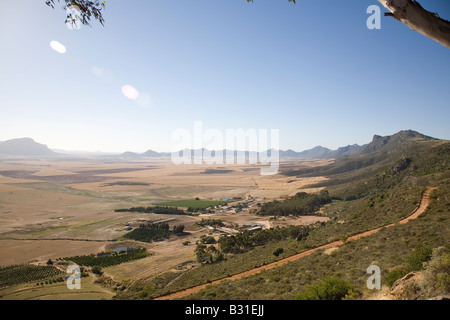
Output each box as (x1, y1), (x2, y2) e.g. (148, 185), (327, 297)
(46, 0), (106, 27)
(378, 0), (450, 48)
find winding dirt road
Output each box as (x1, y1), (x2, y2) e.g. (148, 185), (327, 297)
(155, 187), (437, 300)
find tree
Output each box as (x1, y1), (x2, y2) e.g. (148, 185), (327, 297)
(91, 265), (103, 275)
(252, 0), (450, 48)
(195, 243), (208, 263)
(200, 235), (216, 244)
(378, 0), (450, 49)
(46, 0), (106, 27)
(47, 1), (449, 49)
(173, 225), (185, 235)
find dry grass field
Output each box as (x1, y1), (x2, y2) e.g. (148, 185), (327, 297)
(0, 156), (329, 299)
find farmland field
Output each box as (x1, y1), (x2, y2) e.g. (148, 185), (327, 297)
(0, 157), (326, 299)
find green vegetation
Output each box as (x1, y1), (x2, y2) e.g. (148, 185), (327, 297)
(115, 137), (450, 300)
(384, 245), (450, 299)
(114, 238), (304, 300)
(123, 223), (171, 243)
(154, 199), (229, 210)
(199, 235), (216, 245)
(182, 178), (449, 300)
(0, 264), (63, 288)
(273, 248), (284, 257)
(63, 247), (150, 268)
(91, 266), (103, 275)
(195, 244), (224, 264)
(384, 245), (433, 287)
(123, 223), (186, 243)
(115, 201), (229, 215)
(294, 276), (355, 300)
(115, 225), (317, 299)
(218, 225), (313, 254)
(173, 225), (185, 235)
(196, 218), (225, 228)
(421, 246), (450, 296)
(115, 206), (188, 215)
(257, 190), (331, 216)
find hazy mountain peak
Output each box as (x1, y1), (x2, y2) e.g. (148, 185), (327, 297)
(0, 137), (59, 156)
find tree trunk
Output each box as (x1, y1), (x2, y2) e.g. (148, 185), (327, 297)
(378, 0), (450, 49)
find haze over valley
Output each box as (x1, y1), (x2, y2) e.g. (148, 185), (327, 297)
(1, 0), (449, 304)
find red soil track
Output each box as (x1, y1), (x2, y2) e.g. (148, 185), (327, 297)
(155, 187), (437, 300)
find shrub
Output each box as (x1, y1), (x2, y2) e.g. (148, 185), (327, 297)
(421, 246), (450, 296)
(91, 266), (103, 275)
(200, 235), (216, 244)
(384, 268), (408, 288)
(173, 225), (185, 235)
(406, 245), (433, 272)
(273, 248), (284, 257)
(294, 276), (353, 300)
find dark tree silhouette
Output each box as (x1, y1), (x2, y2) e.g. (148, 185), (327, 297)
(46, 0), (106, 27)
(46, 0), (449, 48)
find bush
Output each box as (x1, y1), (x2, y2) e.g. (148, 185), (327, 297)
(421, 246), (450, 296)
(173, 225), (185, 235)
(273, 248), (284, 257)
(294, 277), (353, 300)
(384, 268), (408, 287)
(91, 266), (103, 275)
(406, 245), (433, 272)
(200, 235), (216, 244)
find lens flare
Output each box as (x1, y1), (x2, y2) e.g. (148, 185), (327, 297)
(50, 41), (67, 54)
(91, 66), (103, 77)
(121, 85), (139, 100)
(136, 92), (154, 109)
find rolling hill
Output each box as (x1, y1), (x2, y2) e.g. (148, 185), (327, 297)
(0, 138), (60, 157)
(115, 129), (450, 300)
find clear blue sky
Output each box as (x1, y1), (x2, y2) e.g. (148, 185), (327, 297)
(0, 0), (449, 153)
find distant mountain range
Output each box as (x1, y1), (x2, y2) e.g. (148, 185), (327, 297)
(0, 138), (60, 157)
(116, 130), (437, 160)
(0, 130), (439, 159)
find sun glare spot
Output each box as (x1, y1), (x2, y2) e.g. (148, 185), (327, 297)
(136, 92), (154, 109)
(91, 66), (103, 77)
(50, 41), (67, 54)
(121, 85), (139, 100)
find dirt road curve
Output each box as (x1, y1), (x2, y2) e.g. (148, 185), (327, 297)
(155, 187), (438, 300)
